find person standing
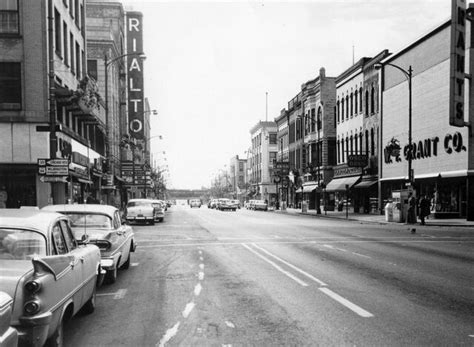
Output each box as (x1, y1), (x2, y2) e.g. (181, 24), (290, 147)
(418, 195), (431, 225)
(407, 193), (416, 224)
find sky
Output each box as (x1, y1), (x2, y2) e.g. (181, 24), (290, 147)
(121, 0), (451, 190)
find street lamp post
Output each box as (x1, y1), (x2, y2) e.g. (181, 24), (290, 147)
(375, 63), (413, 184)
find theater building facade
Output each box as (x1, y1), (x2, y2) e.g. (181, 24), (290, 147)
(380, 14), (474, 220)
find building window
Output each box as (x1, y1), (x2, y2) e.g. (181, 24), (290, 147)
(341, 98), (344, 121)
(359, 87), (363, 112)
(317, 107), (322, 131)
(54, 8), (62, 57)
(365, 90), (369, 116)
(354, 90), (358, 115)
(345, 137), (349, 162)
(341, 138), (345, 162)
(70, 33), (74, 74)
(365, 130), (369, 155)
(350, 135), (353, 155)
(63, 22), (68, 66)
(0, 62), (21, 110)
(269, 133), (277, 144)
(355, 133), (358, 153)
(359, 132), (363, 153)
(336, 100), (340, 122)
(75, 42), (80, 79)
(0, 0), (19, 34)
(350, 92), (353, 116)
(371, 86), (375, 114)
(345, 95), (349, 119)
(74, 0), (79, 28)
(336, 140), (340, 164)
(270, 151), (277, 165)
(370, 128), (375, 156)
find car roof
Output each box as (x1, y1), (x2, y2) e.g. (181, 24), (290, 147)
(42, 204), (118, 218)
(0, 209), (65, 233)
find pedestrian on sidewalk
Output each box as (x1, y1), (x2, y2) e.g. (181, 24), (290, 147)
(418, 195), (431, 225)
(407, 193), (416, 224)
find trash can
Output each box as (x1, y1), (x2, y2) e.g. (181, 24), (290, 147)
(385, 202), (393, 222)
(301, 201), (308, 213)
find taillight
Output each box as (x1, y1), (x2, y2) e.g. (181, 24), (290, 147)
(25, 280), (41, 294)
(93, 240), (112, 251)
(24, 300), (41, 315)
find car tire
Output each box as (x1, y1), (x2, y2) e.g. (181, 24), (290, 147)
(45, 318), (63, 347)
(105, 266), (118, 284)
(151, 220), (155, 226)
(82, 287), (96, 314)
(121, 252), (131, 270)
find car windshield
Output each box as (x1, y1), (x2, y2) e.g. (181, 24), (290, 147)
(66, 213), (112, 229)
(152, 203), (163, 209)
(127, 201), (151, 207)
(0, 228), (46, 260)
(256, 200), (266, 204)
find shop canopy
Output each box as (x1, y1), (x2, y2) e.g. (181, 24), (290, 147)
(302, 183), (318, 193)
(354, 178), (377, 189)
(325, 176), (360, 192)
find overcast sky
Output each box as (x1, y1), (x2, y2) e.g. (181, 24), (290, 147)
(121, 0), (451, 190)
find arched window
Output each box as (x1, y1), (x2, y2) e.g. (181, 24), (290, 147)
(350, 92), (353, 116)
(359, 87), (363, 112)
(365, 130), (369, 155)
(346, 95), (349, 119)
(317, 107), (322, 131)
(350, 135), (354, 155)
(371, 86), (375, 114)
(311, 108), (316, 132)
(365, 90), (369, 116)
(359, 132), (363, 153)
(354, 90), (358, 115)
(355, 133), (358, 153)
(370, 128), (375, 156)
(337, 140), (340, 164)
(336, 100), (340, 122)
(341, 138), (345, 162)
(345, 136), (349, 161)
(341, 98), (344, 121)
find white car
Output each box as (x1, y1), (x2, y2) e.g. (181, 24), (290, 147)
(151, 200), (166, 222)
(125, 199), (158, 225)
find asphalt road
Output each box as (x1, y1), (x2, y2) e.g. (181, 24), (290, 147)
(64, 204), (474, 346)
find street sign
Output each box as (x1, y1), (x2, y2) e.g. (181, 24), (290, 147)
(347, 154), (368, 168)
(40, 176), (68, 183)
(38, 158), (70, 176)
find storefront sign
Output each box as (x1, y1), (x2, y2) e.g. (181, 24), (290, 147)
(334, 166), (362, 177)
(449, 0), (466, 127)
(347, 154), (368, 168)
(72, 152), (89, 167)
(126, 12), (145, 140)
(384, 132), (466, 164)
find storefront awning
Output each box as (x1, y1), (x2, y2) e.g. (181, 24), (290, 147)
(354, 178), (377, 189)
(77, 178), (93, 184)
(302, 183), (318, 193)
(325, 176), (360, 192)
(296, 187), (303, 194)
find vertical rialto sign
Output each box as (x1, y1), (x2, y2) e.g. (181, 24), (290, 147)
(449, 0), (466, 127)
(126, 12), (144, 139)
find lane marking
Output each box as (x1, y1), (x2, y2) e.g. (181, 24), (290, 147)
(323, 244), (347, 252)
(199, 256), (204, 261)
(198, 271), (205, 280)
(352, 252), (372, 259)
(242, 243), (308, 287)
(131, 262), (140, 267)
(251, 243), (327, 286)
(182, 302), (195, 318)
(199, 263), (205, 270)
(319, 287), (373, 318)
(97, 289), (127, 299)
(194, 283), (202, 296)
(225, 321), (235, 328)
(157, 321), (180, 347)
(199, 250), (203, 255)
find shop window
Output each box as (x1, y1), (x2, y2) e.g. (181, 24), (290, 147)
(0, 0), (19, 34)
(0, 62), (21, 110)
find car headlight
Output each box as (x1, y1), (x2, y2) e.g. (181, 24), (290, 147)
(101, 258), (114, 268)
(24, 280), (42, 294)
(24, 300), (41, 315)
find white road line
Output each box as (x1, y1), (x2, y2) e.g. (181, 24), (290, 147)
(199, 263), (205, 270)
(251, 243), (327, 286)
(198, 271), (205, 280)
(319, 287), (374, 318)
(241, 243), (308, 287)
(182, 302), (195, 318)
(194, 283), (202, 296)
(225, 321), (235, 328)
(323, 244), (347, 252)
(97, 289), (127, 299)
(352, 252), (372, 259)
(131, 262), (140, 267)
(273, 235), (282, 239)
(157, 321), (180, 347)
(199, 250), (203, 255)
(199, 256), (204, 261)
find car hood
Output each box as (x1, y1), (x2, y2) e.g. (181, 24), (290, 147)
(0, 260), (33, 298)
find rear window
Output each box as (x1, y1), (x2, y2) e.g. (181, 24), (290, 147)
(66, 213), (112, 229)
(0, 229), (46, 260)
(127, 201), (151, 208)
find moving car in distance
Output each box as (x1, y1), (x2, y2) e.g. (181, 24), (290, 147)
(189, 199), (202, 208)
(253, 200), (269, 211)
(151, 200), (166, 222)
(217, 198), (237, 211)
(124, 199), (157, 225)
(208, 199), (218, 209)
(42, 204), (137, 284)
(0, 209), (101, 347)
(230, 199), (241, 209)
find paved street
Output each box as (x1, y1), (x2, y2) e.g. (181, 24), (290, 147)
(64, 205), (474, 346)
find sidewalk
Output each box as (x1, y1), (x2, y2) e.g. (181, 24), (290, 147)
(273, 207), (474, 228)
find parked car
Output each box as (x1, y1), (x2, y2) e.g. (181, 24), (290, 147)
(0, 209), (101, 347)
(217, 198), (236, 211)
(230, 199), (241, 209)
(124, 199), (157, 225)
(150, 200), (166, 222)
(0, 291), (17, 347)
(189, 199), (202, 208)
(253, 200), (269, 211)
(247, 200), (257, 210)
(42, 204), (137, 284)
(208, 199), (218, 209)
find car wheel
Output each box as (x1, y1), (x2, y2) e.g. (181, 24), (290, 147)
(105, 266), (118, 284)
(151, 220), (155, 225)
(121, 252), (131, 270)
(81, 287), (96, 314)
(45, 318), (63, 347)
